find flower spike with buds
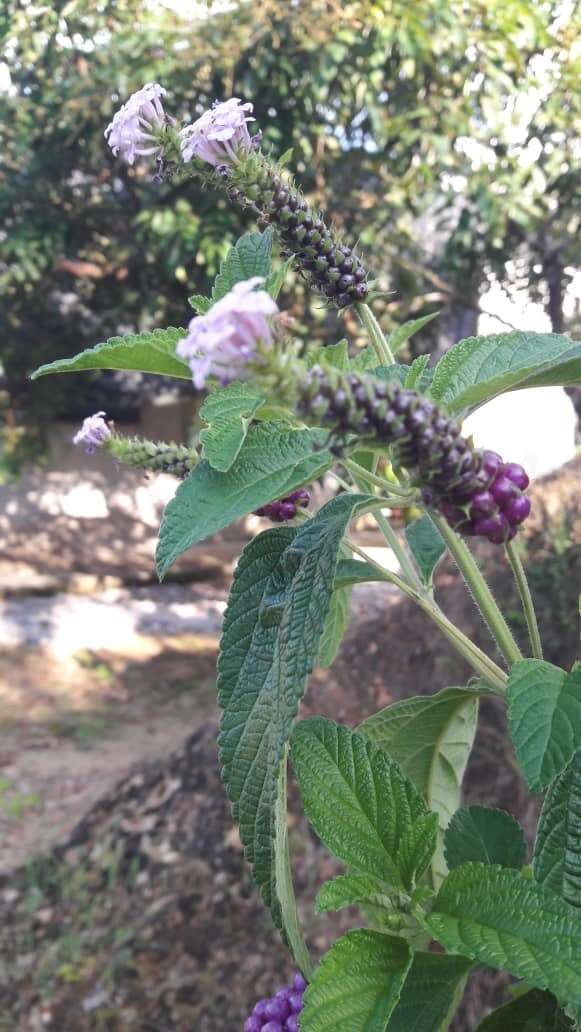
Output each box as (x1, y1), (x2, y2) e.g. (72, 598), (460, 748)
(254, 488), (310, 522)
(177, 277), (279, 389)
(296, 365), (531, 545)
(181, 99), (369, 309)
(73, 411), (111, 454)
(244, 972), (306, 1031)
(180, 98), (255, 167)
(105, 83), (172, 165)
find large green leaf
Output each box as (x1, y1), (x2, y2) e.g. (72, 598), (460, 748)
(405, 514), (445, 586)
(444, 805), (526, 870)
(301, 930), (412, 1032)
(315, 873), (391, 914)
(534, 748), (581, 911)
(508, 661), (581, 792)
(430, 331), (581, 416)
(318, 586), (351, 668)
(291, 717), (437, 890)
(212, 226), (274, 300)
(199, 381), (264, 472)
(476, 989), (573, 1030)
(155, 423), (333, 578)
(218, 496), (370, 929)
(387, 951), (472, 1031)
(424, 863), (581, 1006)
(360, 687), (479, 887)
(30, 327), (191, 380)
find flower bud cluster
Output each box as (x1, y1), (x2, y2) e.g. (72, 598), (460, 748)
(297, 366), (531, 544)
(254, 488), (310, 522)
(229, 152), (369, 308)
(107, 435), (199, 479)
(244, 972), (306, 1032)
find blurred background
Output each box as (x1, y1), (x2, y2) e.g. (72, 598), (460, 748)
(0, 1), (580, 1029)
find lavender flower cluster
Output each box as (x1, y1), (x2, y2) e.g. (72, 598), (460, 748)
(244, 972), (306, 1032)
(254, 489), (310, 522)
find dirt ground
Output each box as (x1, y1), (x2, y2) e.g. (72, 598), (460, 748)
(0, 457), (579, 1030)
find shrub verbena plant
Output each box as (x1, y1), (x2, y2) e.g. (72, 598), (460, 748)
(32, 89), (581, 1030)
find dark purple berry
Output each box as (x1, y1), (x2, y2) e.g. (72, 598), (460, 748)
(288, 991), (304, 1013)
(490, 474), (519, 507)
(504, 495), (531, 526)
(474, 513), (510, 543)
(441, 503), (467, 526)
(262, 1023), (284, 1032)
(254, 1000), (269, 1018)
(245, 1019), (262, 1032)
(266, 997), (291, 1022)
(276, 502), (297, 521)
(504, 462), (530, 490)
(469, 491), (497, 518)
(286, 1018), (300, 1032)
(293, 974), (307, 992)
(481, 450), (503, 479)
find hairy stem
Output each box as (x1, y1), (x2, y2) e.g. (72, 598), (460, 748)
(506, 539), (543, 660)
(374, 509), (423, 590)
(356, 302), (395, 365)
(430, 513), (523, 668)
(275, 753), (313, 977)
(344, 537), (507, 694)
(343, 458), (414, 498)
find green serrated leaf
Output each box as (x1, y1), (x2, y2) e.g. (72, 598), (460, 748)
(301, 930), (412, 1032)
(374, 364), (410, 386)
(199, 382), (264, 472)
(218, 496), (371, 930)
(30, 327), (191, 380)
(291, 718), (435, 890)
(476, 989), (573, 1030)
(405, 515), (445, 585)
(318, 586), (351, 668)
(315, 873), (389, 914)
(212, 226), (274, 301)
(387, 951), (472, 1031)
(444, 805), (526, 870)
(534, 748), (581, 911)
(360, 687), (479, 888)
(405, 354), (433, 391)
(508, 661), (581, 792)
(387, 312), (440, 355)
(155, 424), (333, 579)
(334, 558), (393, 590)
(265, 255), (294, 298)
(187, 294), (212, 314)
(425, 863), (581, 1006)
(430, 331), (581, 416)
(351, 345), (381, 371)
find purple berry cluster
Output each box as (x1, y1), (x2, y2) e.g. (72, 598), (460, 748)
(254, 489), (310, 523)
(228, 154), (369, 308)
(244, 972), (306, 1032)
(438, 451), (530, 543)
(296, 365), (531, 545)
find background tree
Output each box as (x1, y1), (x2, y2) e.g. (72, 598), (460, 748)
(1, 0), (578, 474)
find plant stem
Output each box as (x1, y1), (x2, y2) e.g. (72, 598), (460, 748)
(343, 536), (507, 694)
(430, 513), (523, 668)
(275, 752), (313, 978)
(374, 509), (423, 589)
(506, 539), (543, 660)
(356, 303), (395, 365)
(344, 458), (413, 498)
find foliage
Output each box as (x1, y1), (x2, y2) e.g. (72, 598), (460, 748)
(27, 30), (581, 1028)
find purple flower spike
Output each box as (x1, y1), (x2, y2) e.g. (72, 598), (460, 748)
(245, 973), (306, 1031)
(73, 411), (111, 454)
(177, 277), (278, 389)
(504, 462), (530, 491)
(105, 83), (169, 166)
(180, 98), (255, 167)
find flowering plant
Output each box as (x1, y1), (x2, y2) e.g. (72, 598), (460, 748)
(31, 90), (581, 1030)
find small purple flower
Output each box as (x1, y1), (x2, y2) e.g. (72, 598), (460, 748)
(245, 972), (306, 1030)
(73, 412), (111, 454)
(105, 83), (169, 165)
(180, 98), (255, 166)
(177, 277), (278, 389)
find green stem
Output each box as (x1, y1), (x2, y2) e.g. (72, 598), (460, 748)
(275, 752), (313, 978)
(430, 513), (523, 668)
(506, 540), (543, 660)
(356, 302), (395, 365)
(344, 458), (414, 498)
(374, 509), (423, 590)
(344, 537), (507, 694)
